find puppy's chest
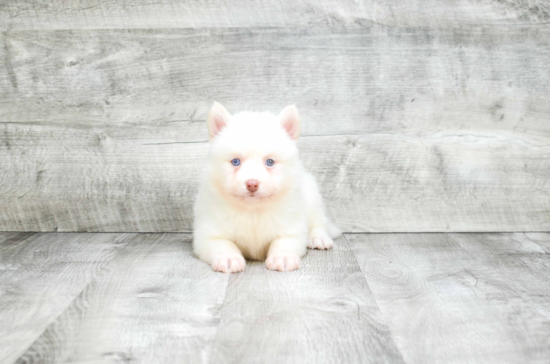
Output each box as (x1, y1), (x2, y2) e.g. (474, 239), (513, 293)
(229, 212), (280, 243)
(224, 210), (294, 259)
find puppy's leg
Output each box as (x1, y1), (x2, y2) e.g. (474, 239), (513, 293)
(266, 237), (307, 272)
(308, 227), (335, 250)
(195, 239), (246, 273)
(303, 173), (341, 250)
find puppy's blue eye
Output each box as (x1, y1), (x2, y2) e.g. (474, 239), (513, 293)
(266, 159), (275, 167)
(231, 158), (240, 166)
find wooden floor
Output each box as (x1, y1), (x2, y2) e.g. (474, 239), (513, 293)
(1, 233), (549, 363)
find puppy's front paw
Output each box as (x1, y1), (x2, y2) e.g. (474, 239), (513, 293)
(308, 228), (334, 250)
(211, 251), (246, 273)
(266, 250), (300, 271)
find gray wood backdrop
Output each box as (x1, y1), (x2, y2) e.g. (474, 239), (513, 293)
(1, 1), (549, 232)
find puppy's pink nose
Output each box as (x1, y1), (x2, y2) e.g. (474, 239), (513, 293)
(246, 179), (259, 192)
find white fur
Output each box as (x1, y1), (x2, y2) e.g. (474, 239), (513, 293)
(193, 103), (341, 273)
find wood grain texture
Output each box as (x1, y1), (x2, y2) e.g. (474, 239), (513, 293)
(0, 231), (34, 245)
(1, 0), (549, 30)
(0, 232), (135, 364)
(16, 234), (230, 364)
(2, 27), (549, 135)
(210, 237), (404, 364)
(0, 121), (205, 232)
(1, 25), (549, 233)
(527, 232), (550, 249)
(2, 232), (550, 363)
(347, 233), (550, 364)
(449, 233), (550, 318)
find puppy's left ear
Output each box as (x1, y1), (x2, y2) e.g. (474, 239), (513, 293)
(278, 105), (301, 141)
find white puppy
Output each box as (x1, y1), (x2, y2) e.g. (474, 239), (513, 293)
(193, 102), (341, 273)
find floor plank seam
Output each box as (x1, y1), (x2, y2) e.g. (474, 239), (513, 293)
(11, 233), (138, 363)
(207, 272), (235, 364)
(341, 233), (408, 363)
(445, 232), (550, 322)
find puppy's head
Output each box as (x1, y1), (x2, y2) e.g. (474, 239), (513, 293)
(205, 102), (301, 205)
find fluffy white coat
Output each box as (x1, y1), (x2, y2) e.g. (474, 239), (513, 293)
(193, 102), (340, 272)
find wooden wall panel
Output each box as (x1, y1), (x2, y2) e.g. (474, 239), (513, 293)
(1, 123), (549, 232)
(2, 28), (549, 138)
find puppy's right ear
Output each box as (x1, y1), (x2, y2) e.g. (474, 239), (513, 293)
(278, 105), (301, 141)
(207, 102), (230, 140)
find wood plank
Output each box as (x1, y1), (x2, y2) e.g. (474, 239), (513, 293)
(347, 233), (550, 364)
(16, 234), (230, 364)
(1, 124), (549, 232)
(0, 232), (135, 364)
(449, 233), (550, 318)
(210, 237), (404, 364)
(1, 27), (549, 137)
(1, 0), (549, 30)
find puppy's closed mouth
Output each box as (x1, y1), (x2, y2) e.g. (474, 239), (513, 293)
(248, 192), (273, 199)
(231, 193), (272, 201)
